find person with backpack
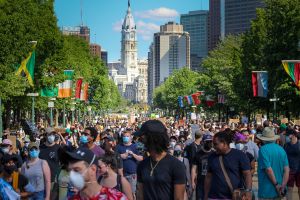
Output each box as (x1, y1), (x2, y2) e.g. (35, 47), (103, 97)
(97, 154), (133, 200)
(184, 130), (202, 168)
(21, 142), (51, 200)
(174, 144), (192, 200)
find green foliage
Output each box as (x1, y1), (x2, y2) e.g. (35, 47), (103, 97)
(153, 67), (199, 109)
(0, 0), (122, 126)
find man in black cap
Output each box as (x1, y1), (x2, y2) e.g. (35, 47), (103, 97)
(136, 120), (186, 200)
(66, 147), (127, 200)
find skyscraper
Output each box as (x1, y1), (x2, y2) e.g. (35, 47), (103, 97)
(208, 0), (263, 51)
(147, 22), (190, 103)
(62, 25), (90, 43)
(181, 10), (209, 71)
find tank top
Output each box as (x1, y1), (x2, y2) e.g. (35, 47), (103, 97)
(21, 159), (44, 192)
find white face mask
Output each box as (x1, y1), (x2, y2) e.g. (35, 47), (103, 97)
(2, 147), (9, 154)
(170, 141), (176, 148)
(69, 155), (95, 190)
(235, 143), (245, 151)
(47, 135), (55, 144)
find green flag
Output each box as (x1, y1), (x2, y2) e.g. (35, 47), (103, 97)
(40, 87), (58, 97)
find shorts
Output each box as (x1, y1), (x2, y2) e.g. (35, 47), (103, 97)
(125, 174), (137, 193)
(287, 171), (300, 187)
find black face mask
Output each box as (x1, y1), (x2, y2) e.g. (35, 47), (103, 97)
(204, 142), (213, 151)
(4, 165), (17, 175)
(173, 150), (182, 157)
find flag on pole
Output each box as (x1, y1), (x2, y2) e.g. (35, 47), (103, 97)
(58, 70), (74, 98)
(218, 94), (225, 104)
(178, 96), (184, 108)
(252, 71), (268, 97)
(185, 95), (193, 105)
(80, 83), (89, 102)
(206, 95), (215, 107)
(15, 42), (37, 87)
(40, 87), (58, 97)
(282, 60), (300, 90)
(75, 78), (83, 99)
(191, 93), (201, 105)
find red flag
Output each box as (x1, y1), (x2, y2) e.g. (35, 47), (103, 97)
(191, 93), (201, 105)
(75, 78), (83, 99)
(206, 95), (215, 107)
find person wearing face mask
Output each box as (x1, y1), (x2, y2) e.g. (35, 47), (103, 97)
(21, 142), (51, 200)
(1, 139), (23, 170)
(174, 144), (192, 200)
(191, 134), (214, 200)
(117, 131), (143, 199)
(2, 154), (34, 199)
(98, 155), (133, 200)
(39, 128), (62, 186)
(81, 127), (105, 158)
(234, 133), (255, 176)
(66, 147), (128, 200)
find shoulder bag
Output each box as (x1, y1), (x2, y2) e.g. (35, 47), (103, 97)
(219, 156), (247, 200)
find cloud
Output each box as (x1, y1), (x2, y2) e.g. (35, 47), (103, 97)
(135, 7), (179, 20)
(113, 19), (123, 32)
(136, 21), (160, 41)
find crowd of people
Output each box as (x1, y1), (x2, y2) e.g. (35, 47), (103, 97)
(0, 117), (299, 200)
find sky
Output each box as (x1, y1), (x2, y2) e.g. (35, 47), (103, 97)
(54, 0), (209, 62)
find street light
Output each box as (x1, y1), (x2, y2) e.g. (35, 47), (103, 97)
(270, 94), (279, 120)
(27, 93), (39, 124)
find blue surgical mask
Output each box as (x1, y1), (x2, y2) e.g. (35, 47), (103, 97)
(80, 135), (88, 144)
(29, 150), (40, 158)
(123, 136), (130, 143)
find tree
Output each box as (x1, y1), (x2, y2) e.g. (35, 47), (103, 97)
(153, 67), (200, 110)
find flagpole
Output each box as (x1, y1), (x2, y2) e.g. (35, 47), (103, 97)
(0, 98), (2, 137)
(63, 101), (66, 127)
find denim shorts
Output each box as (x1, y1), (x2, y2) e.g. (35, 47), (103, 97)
(29, 190), (45, 200)
(125, 174), (137, 193)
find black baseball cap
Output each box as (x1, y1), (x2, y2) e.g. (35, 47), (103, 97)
(134, 120), (167, 137)
(66, 147), (97, 165)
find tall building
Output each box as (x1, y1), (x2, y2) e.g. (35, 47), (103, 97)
(181, 10), (209, 71)
(89, 43), (101, 58)
(208, 0), (263, 51)
(148, 43), (154, 104)
(108, 1), (147, 103)
(101, 50), (108, 66)
(148, 22), (190, 103)
(62, 26), (90, 43)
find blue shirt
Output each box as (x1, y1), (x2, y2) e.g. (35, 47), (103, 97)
(258, 143), (289, 198)
(207, 149), (251, 199)
(116, 143), (140, 175)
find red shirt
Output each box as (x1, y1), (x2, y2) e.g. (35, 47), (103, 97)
(69, 186), (128, 200)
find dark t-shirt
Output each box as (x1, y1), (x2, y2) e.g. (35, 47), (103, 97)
(137, 154), (186, 200)
(284, 142), (300, 172)
(192, 149), (214, 185)
(184, 142), (201, 165)
(39, 144), (61, 182)
(117, 143), (140, 175)
(207, 149), (251, 199)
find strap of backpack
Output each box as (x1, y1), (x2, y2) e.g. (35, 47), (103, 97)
(12, 171), (19, 191)
(117, 175), (123, 192)
(219, 156), (233, 193)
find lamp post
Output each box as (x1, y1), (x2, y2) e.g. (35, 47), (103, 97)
(27, 93), (39, 124)
(48, 98), (55, 127)
(270, 94), (279, 120)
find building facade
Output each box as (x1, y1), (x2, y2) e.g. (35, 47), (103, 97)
(148, 22), (190, 104)
(108, 1), (147, 103)
(62, 26), (91, 43)
(181, 10), (209, 71)
(90, 43), (101, 58)
(101, 50), (108, 66)
(208, 0), (263, 51)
